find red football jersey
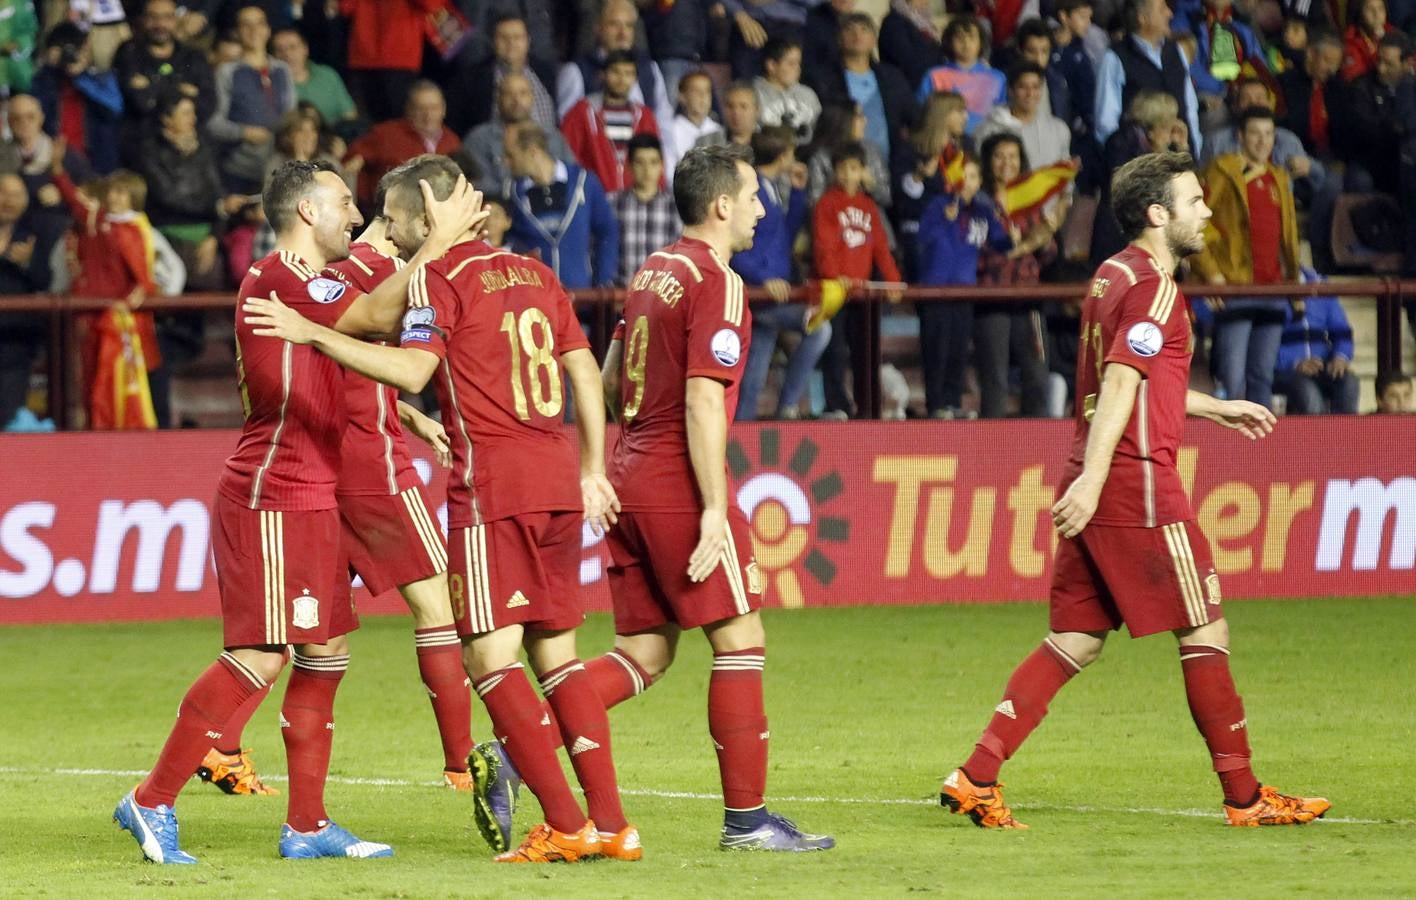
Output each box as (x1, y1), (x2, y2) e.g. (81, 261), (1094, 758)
(607, 236), (751, 512)
(326, 242), (422, 497)
(219, 249), (360, 511)
(1062, 244), (1194, 527)
(401, 241), (589, 527)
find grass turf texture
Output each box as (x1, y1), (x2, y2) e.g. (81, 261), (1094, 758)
(3, 598), (1414, 897)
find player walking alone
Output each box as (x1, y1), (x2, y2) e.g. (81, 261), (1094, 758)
(940, 152), (1331, 830)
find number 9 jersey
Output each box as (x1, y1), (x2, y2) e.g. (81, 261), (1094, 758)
(608, 236), (752, 512)
(401, 242), (589, 528)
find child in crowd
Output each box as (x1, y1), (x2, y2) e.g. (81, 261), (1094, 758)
(665, 69), (721, 180)
(915, 156), (1014, 418)
(612, 134), (681, 285)
(753, 38), (822, 144)
(915, 16), (1005, 133)
(812, 142), (901, 418)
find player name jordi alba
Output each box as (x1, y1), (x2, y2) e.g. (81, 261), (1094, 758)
(479, 263), (545, 293)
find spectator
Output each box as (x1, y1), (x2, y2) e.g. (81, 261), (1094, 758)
(1276, 28), (1343, 157)
(815, 12), (916, 164)
(1274, 291), (1359, 413)
(463, 0), (557, 68)
(113, 0), (216, 167)
(695, 79), (759, 149)
(346, 80), (460, 209)
(1091, 88), (1187, 263)
(664, 70), (721, 180)
(641, 0), (709, 102)
(1053, 0), (1105, 74)
(207, 6), (293, 193)
(733, 125), (825, 420)
(976, 63), (1074, 171)
(0, 172), (59, 431)
(879, 0), (943, 89)
(1192, 108), (1300, 410)
(30, 23), (123, 174)
(446, 13), (558, 136)
(67, 0), (132, 72)
(915, 154), (1013, 418)
(342, 0), (440, 124)
(1, 93), (93, 229)
(812, 140), (902, 418)
(893, 91), (971, 279)
(611, 133), (681, 284)
(561, 49), (661, 193)
(463, 72), (575, 194)
(1094, 0), (1202, 153)
(719, 0), (816, 78)
(1332, 32), (1411, 196)
(804, 103), (891, 207)
(1375, 370), (1414, 412)
(974, 131), (1055, 419)
(265, 108), (351, 193)
(802, 0), (853, 90)
(916, 15), (1006, 134)
(504, 122), (619, 288)
(0, 0), (37, 97)
(556, 0), (673, 128)
(270, 27), (355, 131)
(1176, 0), (1268, 109)
(1014, 19), (1076, 134)
(481, 193), (514, 250)
(139, 94), (231, 289)
(753, 37), (822, 144)
(1341, 0), (1395, 81)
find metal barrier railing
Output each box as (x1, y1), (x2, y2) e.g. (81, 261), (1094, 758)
(3, 278), (1407, 427)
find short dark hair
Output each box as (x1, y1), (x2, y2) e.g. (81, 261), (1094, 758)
(763, 37), (800, 65)
(46, 22), (86, 51)
(839, 11), (875, 33)
(264, 159), (339, 233)
(1015, 18), (1053, 48)
(1376, 369), (1412, 397)
(1309, 28), (1342, 51)
(750, 125), (796, 167)
(1007, 61), (1046, 89)
(943, 16), (982, 54)
(1055, 0), (1094, 15)
(490, 13), (526, 34)
(385, 154), (463, 219)
(1235, 106), (1276, 134)
(1110, 151), (1195, 241)
(604, 49), (637, 69)
(627, 133), (663, 160)
(674, 143), (753, 225)
(510, 123), (550, 155)
(830, 141), (866, 169)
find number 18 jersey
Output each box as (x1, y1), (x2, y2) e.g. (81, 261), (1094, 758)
(401, 241), (588, 527)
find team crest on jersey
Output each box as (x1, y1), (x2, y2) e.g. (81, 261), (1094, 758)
(711, 328), (741, 366)
(291, 589), (320, 629)
(1126, 321), (1163, 357)
(307, 277), (347, 304)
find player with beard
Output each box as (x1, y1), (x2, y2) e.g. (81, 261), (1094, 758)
(114, 159), (481, 864)
(938, 152), (1331, 830)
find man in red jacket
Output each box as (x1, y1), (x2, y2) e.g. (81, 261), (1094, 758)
(346, 80), (462, 209)
(342, 0), (442, 122)
(561, 51), (659, 193)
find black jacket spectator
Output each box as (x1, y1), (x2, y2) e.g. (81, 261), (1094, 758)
(879, 5), (942, 88)
(814, 59), (917, 165)
(112, 26), (215, 127)
(1332, 69), (1412, 194)
(803, 0), (849, 90)
(449, 54), (559, 135)
(140, 130), (223, 231)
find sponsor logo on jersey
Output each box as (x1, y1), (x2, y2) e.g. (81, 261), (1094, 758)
(291, 589), (320, 628)
(307, 277), (347, 304)
(711, 328), (741, 366)
(1127, 321), (1163, 357)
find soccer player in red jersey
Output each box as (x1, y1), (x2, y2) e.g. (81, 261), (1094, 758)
(939, 152), (1331, 830)
(587, 144), (835, 851)
(243, 155), (635, 864)
(113, 159), (482, 864)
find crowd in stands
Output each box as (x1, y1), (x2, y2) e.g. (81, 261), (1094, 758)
(1, 0), (1415, 431)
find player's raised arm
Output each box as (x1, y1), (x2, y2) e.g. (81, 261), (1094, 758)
(1051, 361), (1141, 538)
(333, 175), (486, 337)
(685, 375), (730, 582)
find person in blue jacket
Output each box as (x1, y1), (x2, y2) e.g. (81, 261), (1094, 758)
(1273, 280), (1359, 414)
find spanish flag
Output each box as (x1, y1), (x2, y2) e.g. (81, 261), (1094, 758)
(89, 304), (158, 430)
(999, 160), (1079, 218)
(941, 143), (966, 193)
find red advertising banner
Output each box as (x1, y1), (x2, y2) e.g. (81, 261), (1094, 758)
(1, 419), (1412, 625)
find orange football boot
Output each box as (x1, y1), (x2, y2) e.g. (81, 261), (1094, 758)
(196, 748), (280, 796)
(1224, 786), (1331, 826)
(940, 768), (1027, 829)
(598, 825), (643, 861)
(442, 769), (473, 792)
(493, 820), (602, 863)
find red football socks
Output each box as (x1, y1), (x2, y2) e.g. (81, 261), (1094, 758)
(281, 652), (347, 833)
(216, 679), (273, 754)
(540, 659), (627, 833)
(708, 648), (769, 811)
(964, 638), (1081, 784)
(474, 663), (586, 834)
(414, 625), (474, 771)
(1179, 644), (1260, 806)
(136, 652), (268, 809)
(541, 648), (655, 750)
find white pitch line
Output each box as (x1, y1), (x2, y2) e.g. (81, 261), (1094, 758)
(0, 766), (1399, 827)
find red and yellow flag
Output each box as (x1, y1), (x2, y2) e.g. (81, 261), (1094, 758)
(1000, 161), (1079, 218)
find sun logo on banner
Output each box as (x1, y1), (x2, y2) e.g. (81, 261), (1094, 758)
(728, 428), (849, 608)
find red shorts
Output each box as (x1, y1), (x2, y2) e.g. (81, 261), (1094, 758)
(448, 511), (585, 637)
(1050, 519), (1223, 638)
(606, 507), (763, 634)
(339, 485), (448, 596)
(212, 493), (358, 648)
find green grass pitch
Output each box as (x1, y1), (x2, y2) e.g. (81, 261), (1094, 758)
(3, 598), (1415, 897)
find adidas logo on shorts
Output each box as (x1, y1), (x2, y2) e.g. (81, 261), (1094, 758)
(506, 591), (530, 609)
